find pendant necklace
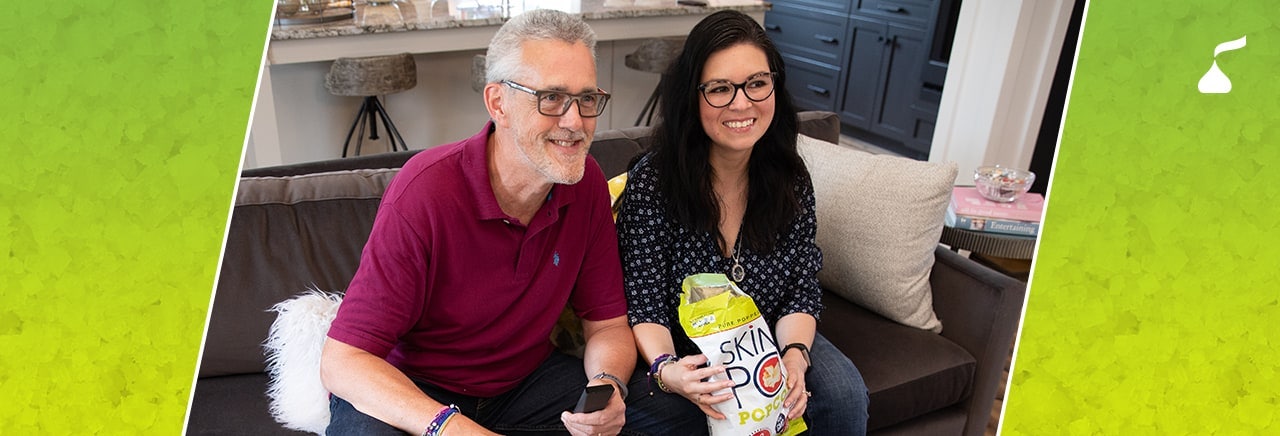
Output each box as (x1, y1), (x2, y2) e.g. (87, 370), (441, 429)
(722, 178), (748, 282)
(729, 234), (746, 282)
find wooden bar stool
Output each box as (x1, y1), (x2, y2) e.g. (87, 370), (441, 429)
(325, 53), (416, 157)
(471, 54), (487, 93)
(624, 37), (684, 126)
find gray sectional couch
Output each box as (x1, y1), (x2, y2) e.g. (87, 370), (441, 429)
(186, 111), (1025, 435)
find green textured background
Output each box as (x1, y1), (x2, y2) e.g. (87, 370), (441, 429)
(4, 0), (1279, 434)
(1004, 0), (1279, 434)
(0, 1), (272, 434)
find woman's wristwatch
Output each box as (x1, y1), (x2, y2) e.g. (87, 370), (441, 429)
(781, 342), (811, 369)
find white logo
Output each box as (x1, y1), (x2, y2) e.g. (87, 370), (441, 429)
(1198, 36), (1247, 94)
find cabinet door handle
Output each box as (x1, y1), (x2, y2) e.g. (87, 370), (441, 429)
(813, 34), (838, 44)
(806, 84), (830, 96)
(877, 5), (905, 12)
(765, 23), (780, 31)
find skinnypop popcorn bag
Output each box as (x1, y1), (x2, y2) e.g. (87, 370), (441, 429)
(678, 273), (807, 436)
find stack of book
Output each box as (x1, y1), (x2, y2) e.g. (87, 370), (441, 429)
(944, 186), (1045, 237)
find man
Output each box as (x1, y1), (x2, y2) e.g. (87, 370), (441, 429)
(320, 10), (635, 436)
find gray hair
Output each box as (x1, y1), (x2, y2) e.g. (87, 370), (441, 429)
(485, 9), (598, 84)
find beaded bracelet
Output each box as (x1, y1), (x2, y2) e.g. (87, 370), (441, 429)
(439, 411), (459, 435)
(647, 354), (677, 395)
(654, 359), (676, 394)
(421, 404), (459, 436)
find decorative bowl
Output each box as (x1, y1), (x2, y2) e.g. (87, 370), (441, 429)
(973, 165), (1035, 202)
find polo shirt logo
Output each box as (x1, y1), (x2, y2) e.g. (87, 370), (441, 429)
(553, 251), (560, 266)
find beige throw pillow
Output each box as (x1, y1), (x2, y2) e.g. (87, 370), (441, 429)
(797, 134), (956, 333)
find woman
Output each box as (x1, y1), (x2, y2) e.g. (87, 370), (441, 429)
(616, 10), (870, 434)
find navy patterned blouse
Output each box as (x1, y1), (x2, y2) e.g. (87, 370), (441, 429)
(616, 155), (825, 356)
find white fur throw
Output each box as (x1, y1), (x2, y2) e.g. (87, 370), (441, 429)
(264, 289), (343, 435)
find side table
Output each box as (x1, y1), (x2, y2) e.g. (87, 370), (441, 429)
(938, 226), (1036, 281)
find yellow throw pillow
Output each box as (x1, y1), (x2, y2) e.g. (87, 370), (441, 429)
(607, 172), (628, 222)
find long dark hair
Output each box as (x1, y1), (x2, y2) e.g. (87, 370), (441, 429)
(649, 10), (806, 254)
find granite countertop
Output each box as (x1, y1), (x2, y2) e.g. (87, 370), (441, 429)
(272, 0), (770, 40)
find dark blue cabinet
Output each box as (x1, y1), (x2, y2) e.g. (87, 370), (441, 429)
(845, 20), (930, 154)
(768, 0), (951, 159)
(765, 2), (850, 112)
(839, 14), (886, 130)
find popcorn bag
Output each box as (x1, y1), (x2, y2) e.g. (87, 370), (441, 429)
(678, 273), (807, 436)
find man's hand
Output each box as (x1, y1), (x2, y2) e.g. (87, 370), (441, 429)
(560, 382), (626, 436)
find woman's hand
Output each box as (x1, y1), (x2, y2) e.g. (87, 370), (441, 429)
(660, 354), (736, 419)
(780, 350), (810, 419)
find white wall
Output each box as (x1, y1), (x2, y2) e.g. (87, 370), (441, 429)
(245, 39), (659, 168)
(930, 0), (1075, 185)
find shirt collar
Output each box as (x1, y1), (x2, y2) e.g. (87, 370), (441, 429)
(461, 121), (578, 224)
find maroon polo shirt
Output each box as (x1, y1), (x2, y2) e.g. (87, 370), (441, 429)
(327, 122), (626, 397)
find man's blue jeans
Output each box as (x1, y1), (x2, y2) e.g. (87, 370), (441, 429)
(326, 351), (704, 435)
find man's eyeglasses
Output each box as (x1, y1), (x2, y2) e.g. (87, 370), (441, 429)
(501, 80), (611, 118)
(697, 72), (778, 108)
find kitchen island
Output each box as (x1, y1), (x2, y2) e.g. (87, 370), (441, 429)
(249, 0), (769, 168)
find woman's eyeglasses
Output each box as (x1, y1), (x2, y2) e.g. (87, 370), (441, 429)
(697, 72), (777, 108)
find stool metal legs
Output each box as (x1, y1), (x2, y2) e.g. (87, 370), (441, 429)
(341, 95), (408, 157)
(634, 87), (660, 126)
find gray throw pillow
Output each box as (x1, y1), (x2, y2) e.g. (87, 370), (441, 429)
(798, 134), (956, 333)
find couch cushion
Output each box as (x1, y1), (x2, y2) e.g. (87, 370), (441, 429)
(198, 169), (398, 377)
(867, 404), (968, 435)
(798, 134), (956, 332)
(590, 127), (650, 179)
(187, 373), (311, 435)
(818, 291), (975, 431)
(796, 110), (841, 144)
(242, 150), (419, 178)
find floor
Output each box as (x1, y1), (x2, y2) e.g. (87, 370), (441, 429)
(840, 132), (1016, 436)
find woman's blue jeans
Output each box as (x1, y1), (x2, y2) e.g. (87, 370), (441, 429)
(804, 333), (870, 435)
